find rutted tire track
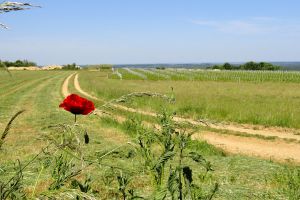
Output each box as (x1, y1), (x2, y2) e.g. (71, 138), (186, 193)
(61, 72), (77, 97)
(63, 73), (300, 163)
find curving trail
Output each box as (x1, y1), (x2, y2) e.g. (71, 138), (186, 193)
(194, 132), (300, 163)
(61, 72), (77, 97)
(64, 73), (300, 163)
(73, 73), (98, 100)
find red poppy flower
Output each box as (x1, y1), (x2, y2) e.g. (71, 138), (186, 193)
(59, 94), (95, 115)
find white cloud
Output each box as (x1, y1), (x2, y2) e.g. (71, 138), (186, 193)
(251, 17), (276, 21)
(191, 17), (287, 35)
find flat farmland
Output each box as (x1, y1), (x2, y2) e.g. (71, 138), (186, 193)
(1, 69), (300, 199)
(79, 69), (300, 129)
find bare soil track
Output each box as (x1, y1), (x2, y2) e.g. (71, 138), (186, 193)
(62, 73), (300, 163)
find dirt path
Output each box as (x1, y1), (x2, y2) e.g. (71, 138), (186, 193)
(66, 73), (300, 163)
(61, 73), (76, 97)
(193, 132), (300, 163)
(73, 74), (99, 100)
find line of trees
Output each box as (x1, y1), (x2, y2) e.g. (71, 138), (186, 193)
(85, 64), (113, 70)
(62, 63), (80, 70)
(207, 62), (282, 71)
(0, 60), (37, 67)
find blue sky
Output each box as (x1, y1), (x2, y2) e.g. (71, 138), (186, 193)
(1, 0), (300, 65)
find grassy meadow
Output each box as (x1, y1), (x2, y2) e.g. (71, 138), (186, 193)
(0, 69), (300, 199)
(79, 69), (300, 129)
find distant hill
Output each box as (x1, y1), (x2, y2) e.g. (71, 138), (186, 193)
(270, 62), (300, 70)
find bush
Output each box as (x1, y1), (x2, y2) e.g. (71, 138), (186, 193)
(62, 63), (80, 70)
(207, 61), (282, 71)
(0, 59), (37, 67)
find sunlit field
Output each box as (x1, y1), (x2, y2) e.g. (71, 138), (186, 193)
(1, 69), (299, 199)
(79, 69), (300, 128)
(2, 0), (300, 199)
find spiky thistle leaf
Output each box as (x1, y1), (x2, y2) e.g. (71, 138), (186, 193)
(152, 151), (175, 171)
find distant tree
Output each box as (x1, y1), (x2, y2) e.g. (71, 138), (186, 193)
(207, 62), (281, 71)
(259, 62), (281, 70)
(223, 62), (232, 70)
(211, 65), (221, 69)
(1, 59), (37, 67)
(241, 61), (256, 70)
(156, 66), (166, 70)
(0, 1), (40, 29)
(63, 63), (80, 70)
(241, 61), (281, 71)
(99, 64), (113, 70)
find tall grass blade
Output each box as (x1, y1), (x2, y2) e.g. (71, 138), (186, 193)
(0, 110), (25, 149)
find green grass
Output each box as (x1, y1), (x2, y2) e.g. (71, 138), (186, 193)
(1, 70), (300, 199)
(78, 70), (300, 129)
(96, 114), (298, 199)
(112, 68), (300, 83)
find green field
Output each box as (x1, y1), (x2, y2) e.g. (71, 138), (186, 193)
(0, 70), (300, 199)
(80, 69), (300, 129)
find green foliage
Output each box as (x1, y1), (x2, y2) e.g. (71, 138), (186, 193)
(49, 154), (80, 190)
(207, 61), (281, 71)
(63, 63), (80, 70)
(116, 172), (143, 200)
(100, 64), (113, 70)
(0, 160), (26, 200)
(223, 63), (232, 70)
(85, 64), (113, 71)
(130, 110), (218, 199)
(71, 175), (92, 193)
(271, 167), (300, 199)
(0, 59), (37, 67)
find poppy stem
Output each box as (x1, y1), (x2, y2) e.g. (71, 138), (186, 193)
(74, 114), (77, 123)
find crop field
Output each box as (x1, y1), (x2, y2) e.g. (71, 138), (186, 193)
(1, 69), (300, 199)
(110, 68), (300, 82)
(84, 69), (300, 128)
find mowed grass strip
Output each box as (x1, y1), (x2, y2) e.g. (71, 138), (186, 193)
(0, 71), (71, 159)
(0, 71), (52, 95)
(0, 71), (150, 197)
(0, 72), (59, 122)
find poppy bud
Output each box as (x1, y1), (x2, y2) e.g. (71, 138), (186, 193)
(84, 130), (89, 144)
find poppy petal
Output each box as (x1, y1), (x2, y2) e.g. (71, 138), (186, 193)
(59, 94), (95, 115)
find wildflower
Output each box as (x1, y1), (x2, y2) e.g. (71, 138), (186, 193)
(59, 94), (95, 122)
